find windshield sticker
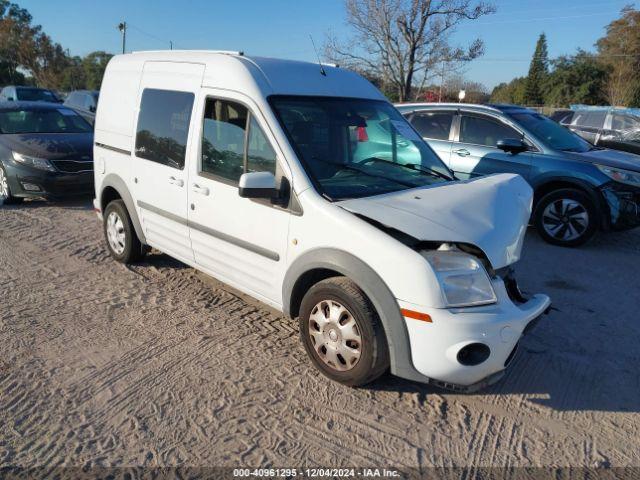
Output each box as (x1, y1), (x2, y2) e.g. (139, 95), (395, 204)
(58, 108), (77, 116)
(391, 120), (421, 141)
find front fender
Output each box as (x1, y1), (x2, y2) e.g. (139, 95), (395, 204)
(283, 247), (429, 383)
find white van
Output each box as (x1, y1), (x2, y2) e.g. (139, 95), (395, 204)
(93, 51), (550, 391)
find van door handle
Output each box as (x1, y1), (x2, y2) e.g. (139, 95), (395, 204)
(453, 148), (470, 157)
(168, 176), (184, 187)
(192, 184), (210, 196)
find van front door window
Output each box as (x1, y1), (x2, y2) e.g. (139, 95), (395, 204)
(201, 98), (277, 182)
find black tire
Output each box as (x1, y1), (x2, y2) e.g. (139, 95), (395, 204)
(533, 188), (598, 247)
(299, 277), (389, 387)
(103, 199), (146, 263)
(0, 163), (24, 205)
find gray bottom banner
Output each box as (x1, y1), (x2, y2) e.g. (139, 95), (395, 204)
(1, 467), (639, 480)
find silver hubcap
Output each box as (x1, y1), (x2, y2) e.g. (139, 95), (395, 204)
(308, 300), (362, 372)
(106, 211), (126, 255)
(542, 198), (589, 242)
(0, 168), (8, 200)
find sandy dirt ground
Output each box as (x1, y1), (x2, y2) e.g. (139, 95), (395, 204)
(0, 198), (639, 472)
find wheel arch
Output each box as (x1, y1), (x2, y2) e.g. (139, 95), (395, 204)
(283, 248), (428, 383)
(532, 176), (608, 229)
(99, 174), (146, 244)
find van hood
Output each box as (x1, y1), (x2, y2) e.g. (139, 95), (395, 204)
(337, 174), (533, 269)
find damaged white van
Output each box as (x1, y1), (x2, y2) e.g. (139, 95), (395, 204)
(93, 51), (551, 391)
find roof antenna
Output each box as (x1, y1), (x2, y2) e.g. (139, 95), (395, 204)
(309, 34), (326, 76)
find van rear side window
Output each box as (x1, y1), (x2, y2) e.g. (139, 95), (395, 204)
(135, 88), (194, 170)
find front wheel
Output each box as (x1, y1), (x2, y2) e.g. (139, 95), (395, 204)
(0, 163), (23, 205)
(533, 188), (598, 247)
(103, 199), (146, 263)
(299, 277), (389, 387)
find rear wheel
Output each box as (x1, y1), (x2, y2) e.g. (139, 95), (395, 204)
(534, 188), (598, 247)
(299, 277), (389, 387)
(0, 164), (23, 205)
(103, 199), (146, 263)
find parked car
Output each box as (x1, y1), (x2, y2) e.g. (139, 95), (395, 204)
(553, 106), (640, 156)
(64, 90), (99, 124)
(93, 51), (550, 392)
(548, 109), (574, 125)
(0, 101), (94, 203)
(399, 103), (640, 247)
(0, 86), (63, 103)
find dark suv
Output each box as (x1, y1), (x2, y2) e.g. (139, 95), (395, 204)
(63, 90), (99, 124)
(398, 103), (640, 247)
(0, 86), (62, 104)
(550, 107), (640, 156)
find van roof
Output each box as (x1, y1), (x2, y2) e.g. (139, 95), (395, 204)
(111, 50), (385, 100)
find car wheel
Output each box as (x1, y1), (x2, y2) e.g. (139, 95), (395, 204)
(0, 163), (23, 205)
(534, 188), (598, 247)
(299, 277), (389, 387)
(103, 199), (146, 263)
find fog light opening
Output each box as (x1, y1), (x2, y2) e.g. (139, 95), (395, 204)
(21, 183), (41, 192)
(457, 343), (491, 366)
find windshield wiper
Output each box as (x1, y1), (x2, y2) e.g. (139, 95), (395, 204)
(335, 163), (415, 187)
(363, 157), (453, 181)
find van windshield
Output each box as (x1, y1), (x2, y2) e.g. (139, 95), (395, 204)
(270, 96), (453, 200)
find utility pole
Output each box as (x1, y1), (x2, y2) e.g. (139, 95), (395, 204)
(118, 22), (127, 54)
(439, 59), (446, 103)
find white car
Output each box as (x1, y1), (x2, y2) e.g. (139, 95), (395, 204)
(93, 50), (551, 391)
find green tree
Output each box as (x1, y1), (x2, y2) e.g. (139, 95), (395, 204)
(543, 50), (609, 106)
(597, 6), (640, 106)
(0, 0), (69, 88)
(524, 33), (549, 105)
(490, 77), (527, 104)
(59, 56), (86, 91)
(82, 51), (113, 90)
(0, 0), (35, 84)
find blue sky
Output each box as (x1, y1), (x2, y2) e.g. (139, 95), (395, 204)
(18, 0), (635, 90)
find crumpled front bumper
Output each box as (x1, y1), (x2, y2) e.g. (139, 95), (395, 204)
(398, 276), (551, 391)
(600, 182), (640, 231)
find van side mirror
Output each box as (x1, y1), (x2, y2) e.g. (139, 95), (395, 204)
(239, 171), (279, 199)
(497, 138), (528, 154)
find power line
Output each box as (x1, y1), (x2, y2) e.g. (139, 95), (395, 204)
(473, 53), (640, 63)
(493, 0), (633, 16)
(127, 23), (176, 50)
(475, 10), (634, 26)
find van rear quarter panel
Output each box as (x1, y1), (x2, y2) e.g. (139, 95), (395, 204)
(94, 56), (145, 210)
(94, 56), (144, 152)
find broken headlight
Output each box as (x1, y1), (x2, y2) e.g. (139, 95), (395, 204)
(596, 164), (640, 188)
(423, 250), (497, 307)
